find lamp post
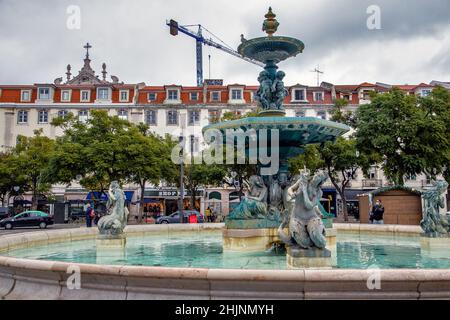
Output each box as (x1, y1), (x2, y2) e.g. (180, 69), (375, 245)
(179, 135), (184, 223)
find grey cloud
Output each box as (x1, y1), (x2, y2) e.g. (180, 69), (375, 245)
(0, 0), (449, 86)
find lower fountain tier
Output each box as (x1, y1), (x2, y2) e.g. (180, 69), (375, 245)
(223, 227), (337, 252)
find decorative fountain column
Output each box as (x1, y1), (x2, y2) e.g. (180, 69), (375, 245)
(95, 181), (129, 263)
(202, 8), (349, 268)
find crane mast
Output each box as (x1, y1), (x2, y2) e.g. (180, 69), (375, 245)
(167, 19), (264, 86)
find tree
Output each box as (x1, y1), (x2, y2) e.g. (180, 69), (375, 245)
(125, 126), (177, 222)
(355, 87), (450, 185)
(46, 110), (133, 197)
(183, 160), (227, 210)
(0, 152), (28, 207)
(330, 98), (357, 128)
(289, 137), (371, 221)
(14, 129), (54, 209)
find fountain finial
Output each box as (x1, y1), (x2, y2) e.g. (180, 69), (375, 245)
(262, 7), (279, 36)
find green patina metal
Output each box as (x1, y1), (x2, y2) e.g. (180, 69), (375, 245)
(201, 8), (348, 233)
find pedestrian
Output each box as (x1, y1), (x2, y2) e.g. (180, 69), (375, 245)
(370, 199), (385, 224)
(204, 206), (212, 223)
(85, 203), (94, 228)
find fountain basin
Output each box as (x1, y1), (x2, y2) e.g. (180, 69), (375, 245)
(203, 116), (350, 162)
(238, 36), (305, 64)
(2, 224), (450, 299)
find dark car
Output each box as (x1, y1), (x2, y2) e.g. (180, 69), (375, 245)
(0, 210), (54, 230)
(156, 210), (204, 224)
(0, 207), (10, 220)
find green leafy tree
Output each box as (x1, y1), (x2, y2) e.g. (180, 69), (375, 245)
(330, 98), (357, 128)
(14, 129), (54, 209)
(125, 126), (178, 222)
(182, 159), (227, 210)
(46, 110), (135, 197)
(355, 87), (450, 186)
(0, 152), (28, 207)
(289, 137), (371, 221)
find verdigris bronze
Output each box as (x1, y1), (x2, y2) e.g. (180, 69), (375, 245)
(420, 180), (449, 237)
(279, 169), (329, 251)
(98, 181), (129, 236)
(227, 175), (268, 220)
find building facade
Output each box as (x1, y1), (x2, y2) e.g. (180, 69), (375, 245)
(0, 47), (448, 217)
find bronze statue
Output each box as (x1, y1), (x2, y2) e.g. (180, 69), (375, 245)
(279, 169), (328, 249)
(97, 181), (129, 236)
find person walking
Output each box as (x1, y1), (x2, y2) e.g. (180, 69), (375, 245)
(204, 207), (212, 223)
(85, 203), (94, 228)
(370, 199), (385, 224)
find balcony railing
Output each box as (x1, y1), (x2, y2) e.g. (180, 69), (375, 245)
(362, 179), (382, 188)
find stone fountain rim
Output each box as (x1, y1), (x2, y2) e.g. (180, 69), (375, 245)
(1, 223), (450, 299)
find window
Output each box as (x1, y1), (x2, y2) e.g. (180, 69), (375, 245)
(148, 93), (157, 101)
(120, 90), (129, 102)
(295, 111), (305, 117)
(208, 109), (221, 123)
(231, 89), (242, 100)
(17, 110), (28, 124)
(118, 109), (128, 120)
(167, 90), (179, 101)
(38, 88), (50, 100)
(97, 88), (110, 100)
(21, 90), (31, 102)
(293, 89), (305, 101)
(316, 111), (326, 120)
(421, 89), (432, 97)
(406, 174), (417, 181)
(190, 92), (199, 101)
(78, 110), (89, 123)
(342, 94), (351, 101)
(361, 90), (372, 100)
(38, 110), (48, 124)
(145, 110), (157, 125)
(61, 90), (71, 102)
(314, 92), (324, 102)
(188, 110), (200, 125)
(211, 91), (220, 101)
(167, 110), (178, 125)
(58, 110), (68, 119)
(81, 90), (90, 102)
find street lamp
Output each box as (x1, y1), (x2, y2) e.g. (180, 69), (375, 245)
(179, 135), (184, 223)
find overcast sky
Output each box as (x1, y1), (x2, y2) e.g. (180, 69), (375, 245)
(0, 0), (449, 86)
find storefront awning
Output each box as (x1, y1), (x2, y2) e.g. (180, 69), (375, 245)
(86, 191), (134, 202)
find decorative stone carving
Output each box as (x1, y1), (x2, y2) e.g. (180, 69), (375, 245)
(420, 180), (449, 237)
(97, 181), (129, 237)
(278, 169), (329, 250)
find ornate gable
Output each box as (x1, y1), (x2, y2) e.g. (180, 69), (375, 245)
(56, 43), (122, 86)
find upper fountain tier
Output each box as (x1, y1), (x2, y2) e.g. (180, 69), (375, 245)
(238, 7), (305, 65)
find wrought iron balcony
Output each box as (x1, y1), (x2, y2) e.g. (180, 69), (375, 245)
(362, 179), (382, 188)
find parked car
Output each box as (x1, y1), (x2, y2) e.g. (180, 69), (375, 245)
(0, 207), (10, 220)
(155, 210), (204, 224)
(0, 210), (54, 230)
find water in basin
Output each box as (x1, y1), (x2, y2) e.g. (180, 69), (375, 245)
(4, 231), (450, 269)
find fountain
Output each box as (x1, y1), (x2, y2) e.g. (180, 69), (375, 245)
(2, 8), (450, 300)
(202, 8), (349, 268)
